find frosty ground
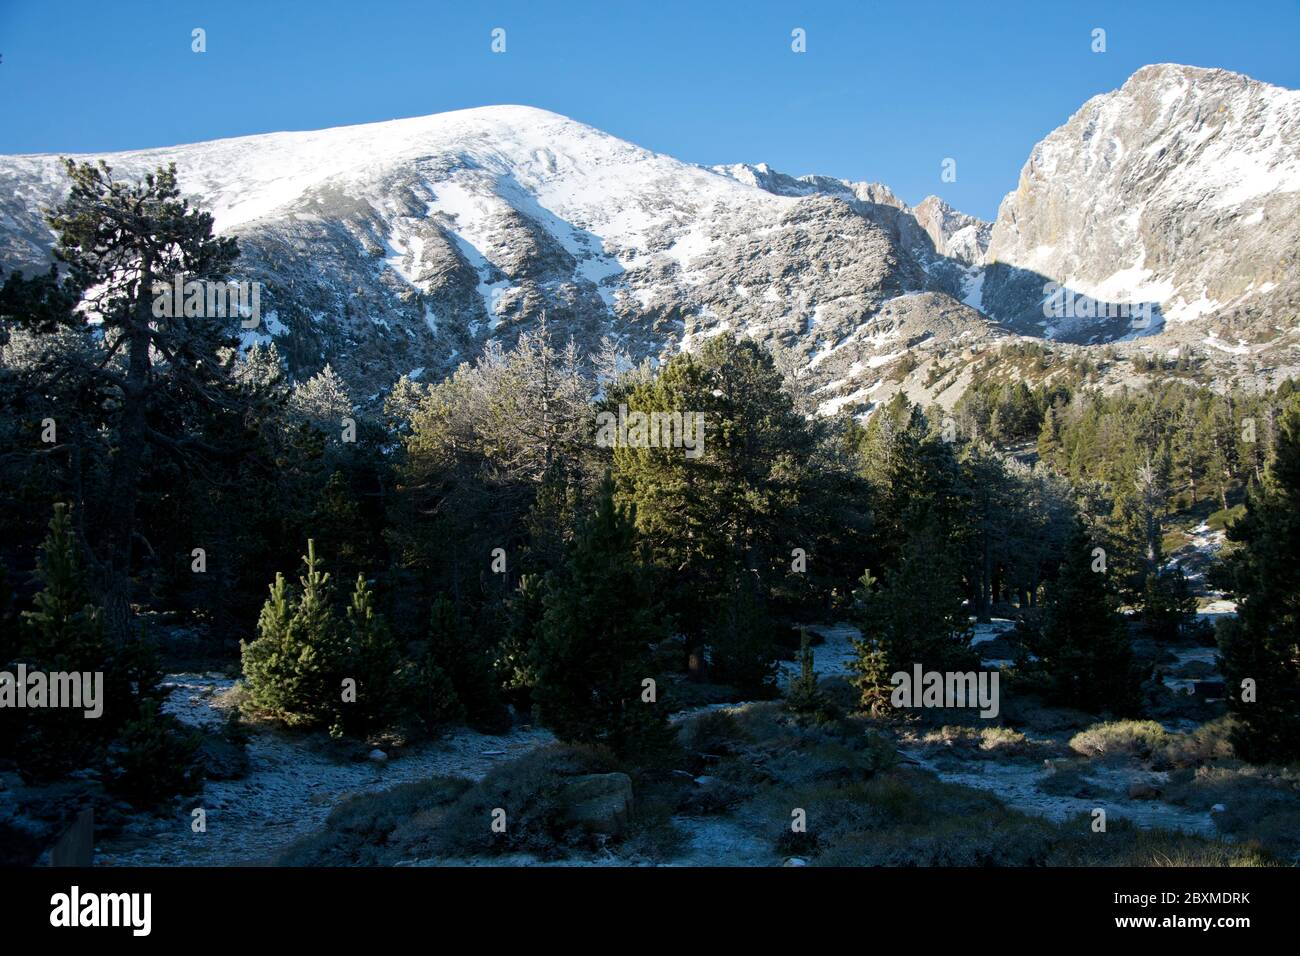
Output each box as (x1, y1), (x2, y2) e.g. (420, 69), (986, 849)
(93, 596), (1267, 867)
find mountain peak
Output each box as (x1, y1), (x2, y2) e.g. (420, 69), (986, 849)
(982, 61), (1300, 344)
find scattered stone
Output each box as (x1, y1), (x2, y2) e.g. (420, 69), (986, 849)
(784, 857), (808, 867)
(1212, 803), (1226, 813)
(367, 749), (388, 764)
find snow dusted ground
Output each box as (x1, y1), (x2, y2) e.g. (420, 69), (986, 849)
(669, 815), (781, 867)
(93, 675), (553, 867)
(94, 670), (792, 867)
(775, 618), (1019, 688)
(98, 589), (1237, 865)
(902, 748), (1219, 836)
(776, 623), (859, 687)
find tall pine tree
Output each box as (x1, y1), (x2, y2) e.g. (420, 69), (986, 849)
(531, 479), (668, 757)
(1219, 399), (1300, 762)
(1024, 520), (1143, 714)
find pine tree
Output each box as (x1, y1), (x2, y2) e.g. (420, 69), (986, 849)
(240, 541), (350, 728)
(425, 595), (509, 733)
(1219, 399), (1300, 762)
(343, 574), (400, 732)
(531, 479), (669, 757)
(785, 627), (824, 716)
(0, 563), (15, 678)
(289, 364), (354, 434)
(611, 336), (818, 667)
(42, 161), (241, 641)
(402, 648), (462, 734)
(708, 569), (778, 696)
(1141, 565), (1197, 642)
(13, 504), (111, 776)
(19, 503), (107, 669)
(241, 571), (297, 724)
(850, 522), (977, 716)
(497, 573), (547, 709)
(1025, 520), (1143, 714)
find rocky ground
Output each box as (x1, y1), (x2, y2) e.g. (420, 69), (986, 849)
(83, 600), (1250, 868)
(91, 683), (552, 866)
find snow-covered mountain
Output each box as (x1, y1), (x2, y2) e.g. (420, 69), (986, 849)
(1, 63), (1297, 411)
(0, 105), (998, 411)
(977, 64), (1300, 352)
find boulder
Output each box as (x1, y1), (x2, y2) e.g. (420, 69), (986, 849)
(559, 772), (634, 835)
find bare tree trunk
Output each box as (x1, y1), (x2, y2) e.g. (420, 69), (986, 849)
(97, 268), (153, 644)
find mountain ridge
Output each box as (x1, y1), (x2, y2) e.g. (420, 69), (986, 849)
(2, 65), (1297, 413)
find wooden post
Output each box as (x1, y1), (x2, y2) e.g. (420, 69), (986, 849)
(49, 807), (94, 866)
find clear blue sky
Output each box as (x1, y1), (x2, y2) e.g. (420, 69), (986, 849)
(1, 0), (1296, 220)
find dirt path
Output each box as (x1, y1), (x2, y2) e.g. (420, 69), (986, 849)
(94, 675), (553, 866)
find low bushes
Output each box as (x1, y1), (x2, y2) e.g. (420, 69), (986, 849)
(1069, 717), (1237, 768)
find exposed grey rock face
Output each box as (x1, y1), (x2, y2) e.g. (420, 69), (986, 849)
(712, 163), (992, 299)
(0, 107), (992, 411)
(979, 63), (1300, 357)
(1, 64), (1297, 411)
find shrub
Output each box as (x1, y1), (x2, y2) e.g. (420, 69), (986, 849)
(816, 813), (1057, 866)
(277, 776), (473, 866)
(677, 708), (751, 758)
(106, 700), (202, 808)
(240, 542), (351, 729)
(1070, 718), (1238, 769)
(1069, 720), (1171, 760)
(915, 725), (1032, 757)
(430, 743), (625, 859)
(1158, 716), (1237, 767)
